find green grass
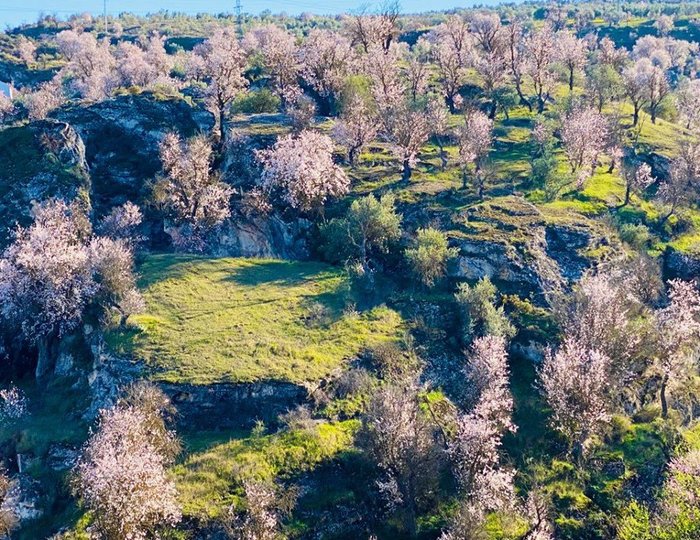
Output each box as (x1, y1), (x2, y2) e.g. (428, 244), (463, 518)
(107, 255), (404, 385)
(173, 420), (359, 520)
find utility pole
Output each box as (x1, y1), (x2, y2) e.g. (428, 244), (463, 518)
(235, 0), (243, 38)
(103, 0), (108, 36)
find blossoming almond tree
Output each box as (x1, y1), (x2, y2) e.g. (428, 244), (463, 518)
(524, 23), (556, 113)
(191, 27), (247, 145)
(458, 109), (493, 197)
(653, 279), (700, 419)
(256, 131), (349, 213)
(154, 132), (233, 250)
(380, 100), (431, 181)
(448, 336), (516, 508)
(244, 24), (301, 106)
(560, 107), (608, 184)
(554, 29), (587, 91)
(74, 404), (181, 540)
(298, 29), (355, 114)
(0, 200), (95, 379)
(675, 78), (700, 130)
(56, 30), (116, 101)
(538, 338), (612, 460)
(332, 93), (378, 167)
(0, 199), (144, 379)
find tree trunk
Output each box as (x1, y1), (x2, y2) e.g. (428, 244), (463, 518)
(651, 106), (657, 124)
(572, 431), (587, 466)
(218, 107), (227, 147)
(659, 203), (676, 226)
(476, 166), (485, 200)
(402, 159), (412, 182)
(632, 104), (640, 126)
(446, 94), (456, 114)
(660, 374), (669, 418)
(569, 68), (575, 92)
(617, 182), (631, 209)
(515, 82), (531, 111)
(488, 100), (498, 120)
(348, 146), (358, 167)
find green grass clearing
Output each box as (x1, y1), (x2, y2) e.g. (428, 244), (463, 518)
(107, 255), (404, 384)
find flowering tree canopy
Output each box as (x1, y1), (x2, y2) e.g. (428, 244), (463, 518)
(257, 130), (349, 213)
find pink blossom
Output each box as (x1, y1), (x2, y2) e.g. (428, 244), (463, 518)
(256, 130), (349, 212)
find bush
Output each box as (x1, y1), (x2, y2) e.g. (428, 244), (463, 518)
(619, 223), (652, 250)
(405, 227), (457, 288)
(231, 89), (281, 114)
(454, 278), (516, 346)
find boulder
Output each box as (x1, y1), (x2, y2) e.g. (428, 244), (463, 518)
(83, 332), (142, 421)
(0, 474), (43, 525)
(160, 381), (308, 430)
(447, 196), (615, 301)
(46, 444), (79, 472)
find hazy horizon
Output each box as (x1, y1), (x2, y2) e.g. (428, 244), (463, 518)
(0, 0), (506, 29)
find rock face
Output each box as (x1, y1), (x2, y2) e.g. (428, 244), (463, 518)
(159, 381), (308, 429)
(83, 330), (142, 421)
(55, 93), (214, 212)
(664, 247), (700, 280)
(0, 120), (90, 245)
(0, 475), (43, 526)
(447, 197), (614, 300)
(213, 214), (311, 259)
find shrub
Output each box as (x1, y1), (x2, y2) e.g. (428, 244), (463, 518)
(619, 223), (652, 250)
(454, 278), (516, 346)
(231, 88), (281, 114)
(405, 227), (457, 288)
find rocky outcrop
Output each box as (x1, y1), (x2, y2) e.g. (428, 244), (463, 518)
(159, 381), (308, 429)
(213, 214), (311, 259)
(55, 93), (214, 212)
(0, 120), (90, 245)
(83, 329), (142, 420)
(664, 246), (700, 280)
(0, 475), (43, 527)
(448, 196), (614, 300)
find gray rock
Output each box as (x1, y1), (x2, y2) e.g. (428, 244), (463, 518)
(447, 196), (614, 301)
(0, 474), (43, 525)
(213, 214), (311, 259)
(53, 353), (74, 377)
(83, 333), (142, 420)
(664, 246), (700, 280)
(46, 444), (79, 471)
(0, 120), (90, 246)
(160, 381), (308, 429)
(54, 93), (214, 212)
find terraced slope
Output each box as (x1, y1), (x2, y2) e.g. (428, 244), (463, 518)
(107, 255), (403, 384)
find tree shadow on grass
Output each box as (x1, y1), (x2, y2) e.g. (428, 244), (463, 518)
(222, 259), (342, 287)
(136, 253), (206, 288)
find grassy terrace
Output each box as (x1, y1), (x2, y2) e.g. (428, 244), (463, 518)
(107, 255), (403, 384)
(173, 420), (359, 520)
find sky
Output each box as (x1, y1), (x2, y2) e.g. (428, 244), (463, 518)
(0, 0), (501, 29)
